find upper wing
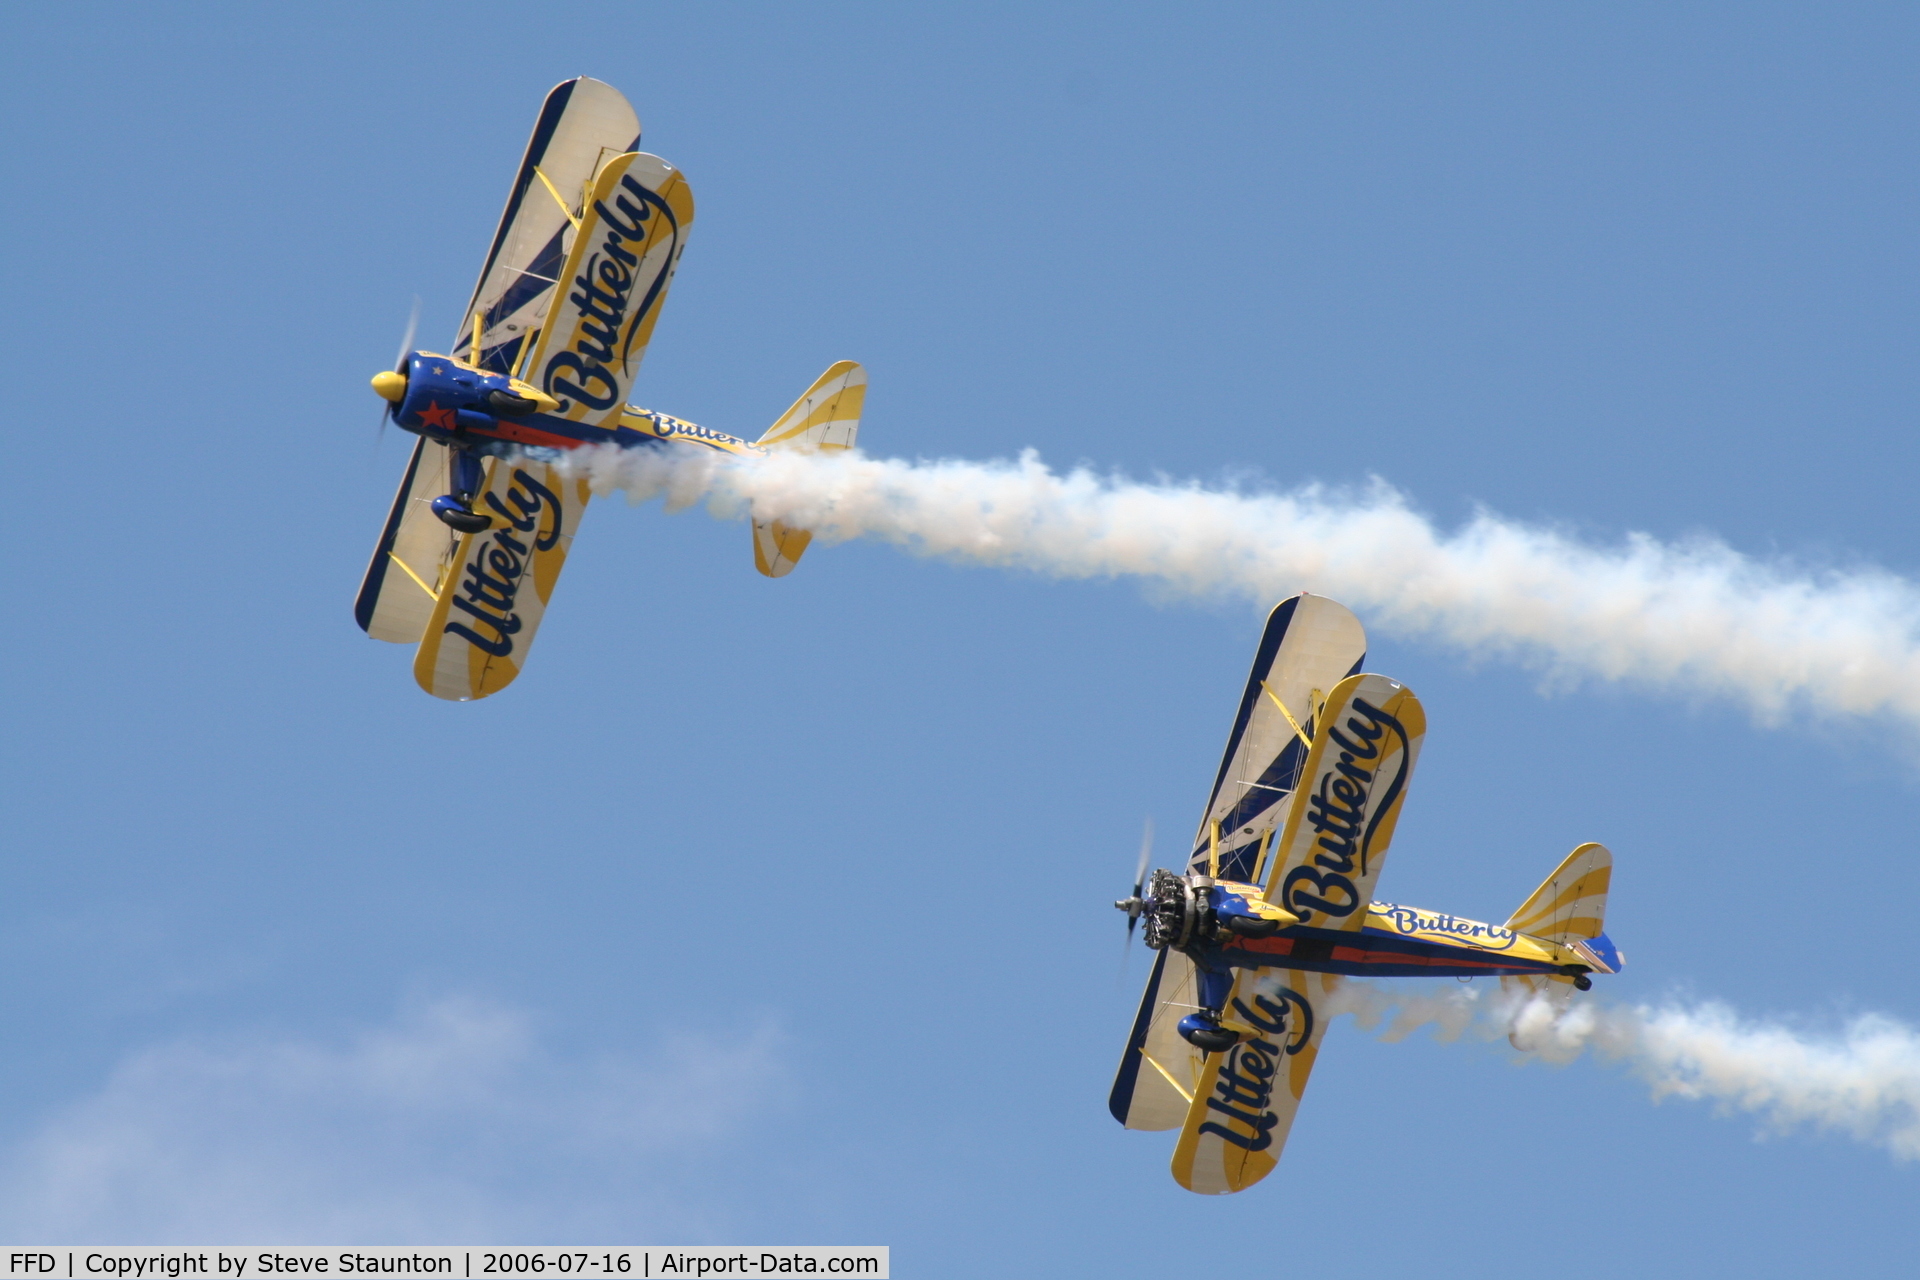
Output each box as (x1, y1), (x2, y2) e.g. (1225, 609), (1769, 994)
(1170, 966), (1341, 1194)
(521, 152), (694, 428)
(1109, 948), (1207, 1131)
(411, 459), (593, 701)
(355, 437), (463, 644)
(452, 77), (641, 375)
(1263, 673), (1426, 929)
(1189, 595), (1367, 882)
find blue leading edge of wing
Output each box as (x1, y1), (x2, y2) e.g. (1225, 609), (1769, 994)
(1200, 596), (1303, 814)
(353, 435), (427, 633)
(1108, 948), (1169, 1125)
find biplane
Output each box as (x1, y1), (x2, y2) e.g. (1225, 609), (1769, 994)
(1109, 594), (1624, 1194)
(357, 77), (864, 700)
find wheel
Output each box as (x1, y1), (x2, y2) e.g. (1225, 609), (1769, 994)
(431, 494), (494, 533)
(1223, 914), (1281, 938)
(1177, 1013), (1242, 1052)
(1572, 973), (1592, 991)
(1185, 1027), (1240, 1053)
(434, 505), (494, 534)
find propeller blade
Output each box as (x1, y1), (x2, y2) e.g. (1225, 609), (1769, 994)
(1132, 816), (1154, 896)
(393, 296), (421, 372)
(1123, 816), (1155, 957)
(379, 297), (422, 446)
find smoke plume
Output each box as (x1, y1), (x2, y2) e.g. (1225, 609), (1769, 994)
(563, 446), (1920, 730)
(1324, 980), (1920, 1159)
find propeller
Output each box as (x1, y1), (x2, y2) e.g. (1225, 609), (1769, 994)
(372, 296), (421, 444)
(1115, 817), (1155, 961)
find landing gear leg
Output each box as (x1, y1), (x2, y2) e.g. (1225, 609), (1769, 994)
(1178, 967), (1241, 1052)
(432, 447), (493, 533)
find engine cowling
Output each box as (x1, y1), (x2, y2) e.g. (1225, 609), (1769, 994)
(378, 352), (561, 441)
(1143, 869), (1210, 951)
(1142, 870), (1295, 952)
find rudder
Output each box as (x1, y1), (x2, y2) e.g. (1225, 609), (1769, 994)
(1502, 842), (1621, 1048)
(1505, 842), (1612, 944)
(750, 361), (865, 577)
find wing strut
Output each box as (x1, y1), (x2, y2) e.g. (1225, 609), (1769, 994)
(1259, 680), (1315, 750)
(1139, 1050), (1194, 1104)
(386, 552), (438, 599)
(532, 165), (583, 229)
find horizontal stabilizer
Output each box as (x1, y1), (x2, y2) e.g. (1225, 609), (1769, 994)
(751, 521), (814, 579)
(750, 361), (867, 577)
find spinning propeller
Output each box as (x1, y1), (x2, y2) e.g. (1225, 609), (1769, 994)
(1115, 817), (1155, 960)
(370, 297), (421, 442)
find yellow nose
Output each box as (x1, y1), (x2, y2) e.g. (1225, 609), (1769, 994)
(371, 370), (407, 402)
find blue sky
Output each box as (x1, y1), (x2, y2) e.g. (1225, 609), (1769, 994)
(2, 1), (1918, 1272)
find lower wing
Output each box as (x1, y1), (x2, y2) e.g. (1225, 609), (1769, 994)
(412, 459), (592, 701)
(1110, 949), (1208, 1131)
(1170, 966), (1340, 1194)
(356, 437), (463, 644)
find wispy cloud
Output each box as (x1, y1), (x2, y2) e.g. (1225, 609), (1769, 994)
(1328, 981), (1920, 1159)
(567, 446), (1920, 731)
(0, 997), (785, 1242)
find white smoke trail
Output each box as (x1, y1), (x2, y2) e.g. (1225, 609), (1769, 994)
(1324, 980), (1920, 1159)
(560, 445), (1920, 729)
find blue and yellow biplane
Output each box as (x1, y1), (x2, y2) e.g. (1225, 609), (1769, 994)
(357, 77), (863, 700)
(1110, 594), (1624, 1194)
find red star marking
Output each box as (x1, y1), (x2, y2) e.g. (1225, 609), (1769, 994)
(418, 401), (457, 431)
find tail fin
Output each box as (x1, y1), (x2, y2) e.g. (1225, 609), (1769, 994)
(750, 361), (865, 578)
(1505, 842), (1612, 945)
(1501, 842), (1620, 1047)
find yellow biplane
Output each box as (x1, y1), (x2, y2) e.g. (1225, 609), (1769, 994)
(356, 77), (862, 700)
(1110, 594), (1623, 1193)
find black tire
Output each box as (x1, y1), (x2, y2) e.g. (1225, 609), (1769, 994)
(1184, 1027), (1240, 1053)
(1572, 973), (1593, 991)
(435, 507), (494, 534)
(1224, 915), (1281, 938)
(488, 389), (538, 416)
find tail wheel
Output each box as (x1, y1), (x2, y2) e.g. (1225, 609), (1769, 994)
(434, 506), (494, 534)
